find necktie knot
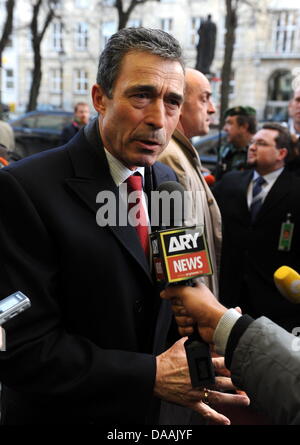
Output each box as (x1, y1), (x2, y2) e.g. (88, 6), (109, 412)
(254, 175), (265, 188)
(126, 173), (143, 193)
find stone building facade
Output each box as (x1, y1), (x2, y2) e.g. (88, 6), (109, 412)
(1, 0), (300, 120)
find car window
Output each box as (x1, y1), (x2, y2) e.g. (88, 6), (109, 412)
(15, 115), (37, 128)
(35, 114), (68, 131)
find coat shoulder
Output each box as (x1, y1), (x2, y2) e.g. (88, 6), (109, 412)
(153, 160), (177, 182)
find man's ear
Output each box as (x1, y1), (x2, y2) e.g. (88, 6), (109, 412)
(92, 84), (108, 115)
(240, 122), (249, 133)
(279, 147), (288, 161)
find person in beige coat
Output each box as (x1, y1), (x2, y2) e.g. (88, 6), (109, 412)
(0, 119), (15, 151)
(158, 68), (222, 296)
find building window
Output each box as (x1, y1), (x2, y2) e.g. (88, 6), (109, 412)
(5, 69), (14, 89)
(229, 71), (235, 98)
(265, 70), (292, 121)
(189, 17), (202, 46)
(75, 0), (88, 7)
(25, 69), (32, 92)
(268, 70), (292, 101)
(50, 68), (62, 93)
(52, 22), (63, 51)
(128, 19), (142, 28)
(52, 0), (62, 8)
(160, 18), (173, 33)
(75, 22), (89, 50)
(74, 69), (88, 94)
(272, 10), (298, 53)
(26, 29), (32, 51)
(102, 21), (117, 48)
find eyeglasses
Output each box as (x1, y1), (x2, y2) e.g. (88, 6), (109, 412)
(249, 140), (276, 148)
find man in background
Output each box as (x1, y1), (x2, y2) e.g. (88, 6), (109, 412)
(214, 106), (256, 180)
(0, 118), (15, 151)
(61, 101), (90, 144)
(213, 123), (300, 331)
(158, 68), (222, 297)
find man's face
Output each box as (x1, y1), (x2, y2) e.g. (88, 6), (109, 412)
(247, 128), (286, 173)
(180, 72), (215, 138)
(75, 105), (90, 125)
(223, 115), (243, 144)
(93, 52), (184, 170)
(289, 90), (300, 126)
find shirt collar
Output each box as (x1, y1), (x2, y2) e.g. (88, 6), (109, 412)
(253, 167), (284, 184)
(104, 147), (145, 186)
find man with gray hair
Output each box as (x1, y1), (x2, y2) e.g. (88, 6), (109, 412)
(0, 27), (247, 425)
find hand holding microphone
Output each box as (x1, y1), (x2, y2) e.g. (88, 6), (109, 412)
(161, 281), (228, 344)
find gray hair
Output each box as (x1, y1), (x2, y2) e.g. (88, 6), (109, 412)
(96, 27), (185, 98)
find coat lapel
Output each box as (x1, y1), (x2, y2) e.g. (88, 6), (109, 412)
(238, 171), (253, 223)
(64, 123), (152, 282)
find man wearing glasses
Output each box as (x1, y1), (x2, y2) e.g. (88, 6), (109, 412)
(213, 123), (300, 331)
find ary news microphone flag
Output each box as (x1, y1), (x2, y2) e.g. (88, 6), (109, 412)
(150, 182), (213, 285)
(150, 181), (215, 388)
(274, 266), (300, 304)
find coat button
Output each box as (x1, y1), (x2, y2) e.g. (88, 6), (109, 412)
(135, 299), (143, 313)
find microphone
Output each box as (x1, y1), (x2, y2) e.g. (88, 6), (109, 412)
(150, 181), (215, 387)
(274, 266), (300, 304)
(203, 172), (216, 186)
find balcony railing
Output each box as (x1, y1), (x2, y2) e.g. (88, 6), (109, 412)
(256, 36), (300, 59)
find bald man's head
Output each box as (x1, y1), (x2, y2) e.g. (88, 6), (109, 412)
(178, 68), (215, 138)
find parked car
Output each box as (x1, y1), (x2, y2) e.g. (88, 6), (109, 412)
(192, 129), (227, 170)
(9, 110), (73, 158)
(0, 103), (10, 120)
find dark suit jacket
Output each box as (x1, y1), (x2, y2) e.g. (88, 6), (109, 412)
(0, 123), (177, 424)
(213, 168), (300, 331)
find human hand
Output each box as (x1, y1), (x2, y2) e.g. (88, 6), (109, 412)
(161, 282), (227, 343)
(154, 338), (250, 425)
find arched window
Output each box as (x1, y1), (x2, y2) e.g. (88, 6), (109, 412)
(265, 70), (292, 121)
(268, 70), (292, 101)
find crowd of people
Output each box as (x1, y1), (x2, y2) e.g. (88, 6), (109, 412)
(0, 26), (299, 426)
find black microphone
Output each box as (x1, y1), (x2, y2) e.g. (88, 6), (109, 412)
(150, 181), (215, 388)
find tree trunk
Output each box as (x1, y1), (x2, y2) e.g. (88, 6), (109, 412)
(26, 0), (57, 111)
(27, 46), (42, 112)
(0, 0), (15, 118)
(220, 0), (238, 127)
(118, 10), (131, 30)
(115, 0), (160, 30)
(116, 0), (134, 30)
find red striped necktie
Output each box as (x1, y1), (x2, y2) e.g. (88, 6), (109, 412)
(126, 174), (149, 258)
